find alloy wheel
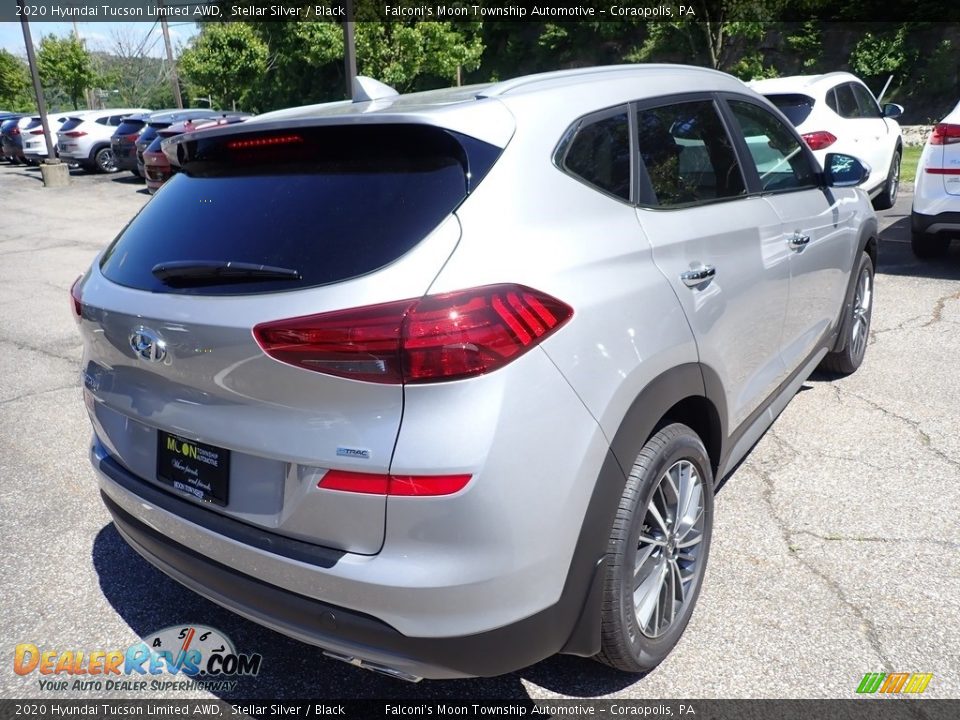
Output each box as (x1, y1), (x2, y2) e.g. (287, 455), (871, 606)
(850, 264), (873, 360)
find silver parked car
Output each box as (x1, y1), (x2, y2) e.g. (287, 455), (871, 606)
(74, 65), (878, 680)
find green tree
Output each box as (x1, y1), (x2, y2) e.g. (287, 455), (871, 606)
(36, 35), (94, 110)
(849, 27), (917, 84)
(180, 23), (269, 110)
(0, 50), (33, 111)
(355, 22), (484, 92)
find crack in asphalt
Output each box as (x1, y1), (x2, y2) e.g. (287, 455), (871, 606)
(751, 429), (896, 673)
(0, 383), (78, 407)
(835, 387), (960, 473)
(790, 529), (960, 550)
(868, 314), (926, 345)
(0, 335), (81, 364)
(922, 288), (960, 328)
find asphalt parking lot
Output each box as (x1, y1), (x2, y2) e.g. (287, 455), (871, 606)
(0, 162), (957, 701)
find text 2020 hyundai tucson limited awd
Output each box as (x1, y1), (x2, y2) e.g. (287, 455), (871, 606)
(74, 65), (878, 681)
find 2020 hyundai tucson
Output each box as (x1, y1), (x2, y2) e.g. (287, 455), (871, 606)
(74, 65), (878, 681)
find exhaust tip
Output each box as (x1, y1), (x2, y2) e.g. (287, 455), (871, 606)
(322, 650), (423, 683)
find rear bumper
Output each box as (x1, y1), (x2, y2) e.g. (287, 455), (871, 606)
(91, 446), (616, 679)
(92, 436), (619, 679)
(113, 144), (138, 171)
(912, 210), (960, 235)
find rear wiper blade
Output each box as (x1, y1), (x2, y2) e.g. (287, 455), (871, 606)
(152, 260), (301, 284)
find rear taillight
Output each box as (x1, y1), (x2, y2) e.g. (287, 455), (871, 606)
(930, 123), (960, 145)
(64, 131), (87, 138)
(124, 132), (139, 142)
(28, 129), (44, 135)
(70, 276), (83, 321)
(801, 131), (837, 151)
(253, 284), (574, 385)
(10, 127), (20, 136)
(227, 134), (303, 150)
(318, 470), (472, 496)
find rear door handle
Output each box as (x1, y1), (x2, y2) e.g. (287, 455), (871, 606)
(680, 265), (716, 287)
(788, 232), (811, 250)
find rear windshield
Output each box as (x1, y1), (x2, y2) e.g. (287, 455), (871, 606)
(764, 94), (815, 126)
(60, 118), (85, 132)
(115, 119), (146, 136)
(25, 118), (42, 130)
(137, 125), (163, 145)
(100, 125), (499, 296)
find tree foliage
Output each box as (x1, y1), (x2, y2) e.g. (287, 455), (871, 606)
(179, 23), (269, 110)
(0, 50), (33, 112)
(36, 35), (95, 110)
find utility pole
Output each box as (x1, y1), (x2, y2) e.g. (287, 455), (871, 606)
(18, 0), (68, 186)
(70, 20), (95, 110)
(343, 0), (356, 100)
(157, 0), (183, 108)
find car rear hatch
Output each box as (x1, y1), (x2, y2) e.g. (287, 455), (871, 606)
(929, 121), (960, 195)
(58, 116), (87, 152)
(77, 120), (506, 554)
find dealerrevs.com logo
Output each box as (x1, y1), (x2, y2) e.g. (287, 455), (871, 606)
(14, 626), (262, 693)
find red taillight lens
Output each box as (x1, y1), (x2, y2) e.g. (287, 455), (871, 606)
(930, 123), (960, 145)
(10, 126), (20, 136)
(64, 130), (87, 138)
(227, 134), (303, 150)
(801, 131), (837, 151)
(252, 284), (574, 384)
(70, 276), (83, 321)
(318, 470), (471, 496)
(29, 129), (44, 135)
(125, 132), (139, 142)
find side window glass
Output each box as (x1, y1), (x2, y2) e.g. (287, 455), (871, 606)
(95, 117), (108, 126)
(728, 100), (818, 192)
(835, 84), (861, 119)
(826, 89), (839, 113)
(635, 100), (745, 207)
(851, 84), (882, 119)
(562, 111), (631, 201)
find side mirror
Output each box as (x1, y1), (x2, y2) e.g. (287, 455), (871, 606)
(824, 153), (871, 187)
(883, 103), (904, 119)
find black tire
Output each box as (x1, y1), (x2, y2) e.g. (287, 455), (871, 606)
(595, 423), (714, 673)
(911, 229), (951, 259)
(92, 146), (117, 173)
(872, 149), (900, 211)
(820, 252), (874, 375)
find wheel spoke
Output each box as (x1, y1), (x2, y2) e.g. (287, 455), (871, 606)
(647, 500), (670, 536)
(671, 559), (686, 606)
(634, 556), (668, 631)
(678, 531), (703, 549)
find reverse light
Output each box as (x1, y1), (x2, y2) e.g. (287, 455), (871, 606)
(318, 470), (472, 496)
(801, 131), (837, 151)
(252, 284), (574, 384)
(930, 123), (960, 146)
(70, 276), (83, 321)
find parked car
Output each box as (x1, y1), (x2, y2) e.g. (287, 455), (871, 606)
(22, 113), (79, 163)
(143, 114), (252, 193)
(110, 112), (158, 177)
(750, 72), (904, 209)
(134, 109), (228, 177)
(911, 100), (960, 258)
(57, 108), (150, 173)
(1, 115), (30, 164)
(74, 65), (878, 681)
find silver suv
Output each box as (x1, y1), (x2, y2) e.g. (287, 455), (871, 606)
(74, 65), (877, 681)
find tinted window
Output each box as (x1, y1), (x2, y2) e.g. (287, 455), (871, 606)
(825, 89), (839, 113)
(727, 100), (818, 192)
(100, 125), (496, 296)
(764, 94), (815, 126)
(636, 101), (746, 207)
(115, 119), (146, 137)
(60, 118), (84, 132)
(851, 83), (881, 118)
(95, 117), (109, 126)
(137, 126), (160, 148)
(834, 84), (860, 118)
(562, 111), (631, 200)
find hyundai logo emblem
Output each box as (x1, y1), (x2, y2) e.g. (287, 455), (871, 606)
(129, 327), (168, 363)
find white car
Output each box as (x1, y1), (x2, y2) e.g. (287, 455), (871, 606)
(750, 72), (904, 209)
(57, 108), (150, 173)
(22, 112), (84, 163)
(911, 100), (960, 258)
